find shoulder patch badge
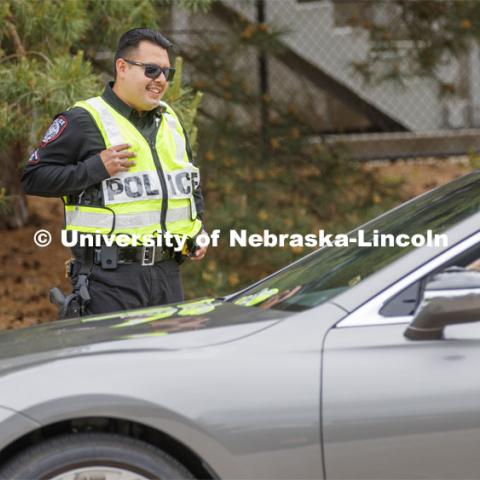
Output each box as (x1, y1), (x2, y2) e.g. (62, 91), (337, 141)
(40, 115), (68, 146)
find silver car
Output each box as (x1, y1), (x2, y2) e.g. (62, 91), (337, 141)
(1, 171), (480, 480)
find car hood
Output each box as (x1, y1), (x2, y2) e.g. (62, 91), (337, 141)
(0, 298), (289, 372)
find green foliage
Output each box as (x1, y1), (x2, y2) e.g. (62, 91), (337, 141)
(159, 0), (213, 13)
(6, 0), (89, 53)
(0, 52), (100, 148)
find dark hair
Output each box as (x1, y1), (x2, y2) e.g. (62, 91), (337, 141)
(114, 28), (173, 78)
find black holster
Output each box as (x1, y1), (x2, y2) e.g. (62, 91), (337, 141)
(50, 274), (91, 319)
(50, 248), (93, 319)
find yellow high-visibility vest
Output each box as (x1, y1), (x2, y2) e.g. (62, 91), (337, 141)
(63, 96), (202, 241)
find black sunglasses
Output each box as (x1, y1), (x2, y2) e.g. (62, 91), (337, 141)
(123, 59), (176, 81)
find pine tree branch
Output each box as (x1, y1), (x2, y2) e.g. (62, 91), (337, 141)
(0, 51), (52, 66)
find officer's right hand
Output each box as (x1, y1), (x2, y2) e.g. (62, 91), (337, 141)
(100, 143), (136, 176)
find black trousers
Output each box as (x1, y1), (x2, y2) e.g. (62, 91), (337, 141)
(72, 259), (184, 316)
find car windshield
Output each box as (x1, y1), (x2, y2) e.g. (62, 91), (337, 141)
(228, 170), (480, 312)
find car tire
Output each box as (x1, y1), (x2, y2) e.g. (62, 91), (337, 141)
(0, 432), (195, 480)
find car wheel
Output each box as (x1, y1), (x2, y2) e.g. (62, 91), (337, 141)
(0, 432), (195, 480)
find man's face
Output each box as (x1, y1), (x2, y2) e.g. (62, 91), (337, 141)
(115, 41), (170, 111)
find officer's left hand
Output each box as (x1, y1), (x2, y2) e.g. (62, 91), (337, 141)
(190, 231), (208, 262)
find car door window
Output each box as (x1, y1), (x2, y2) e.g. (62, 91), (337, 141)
(380, 245), (480, 317)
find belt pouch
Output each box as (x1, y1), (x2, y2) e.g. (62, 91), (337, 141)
(100, 245), (118, 270)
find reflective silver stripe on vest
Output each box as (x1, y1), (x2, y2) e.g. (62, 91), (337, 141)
(66, 207), (191, 231)
(86, 97), (126, 146)
(66, 210), (114, 230)
(164, 113), (187, 164)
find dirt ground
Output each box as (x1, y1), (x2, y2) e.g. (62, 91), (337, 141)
(0, 157), (472, 330)
(0, 197), (71, 329)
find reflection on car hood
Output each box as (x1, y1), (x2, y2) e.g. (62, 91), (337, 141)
(0, 298), (288, 370)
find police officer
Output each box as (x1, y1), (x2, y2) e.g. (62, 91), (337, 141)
(22, 28), (208, 316)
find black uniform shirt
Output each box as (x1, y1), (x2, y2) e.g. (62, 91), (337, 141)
(22, 82), (205, 220)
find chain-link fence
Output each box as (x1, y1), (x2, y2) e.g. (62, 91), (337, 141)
(165, 0), (480, 160)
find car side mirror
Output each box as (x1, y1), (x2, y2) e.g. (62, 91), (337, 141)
(404, 268), (480, 340)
